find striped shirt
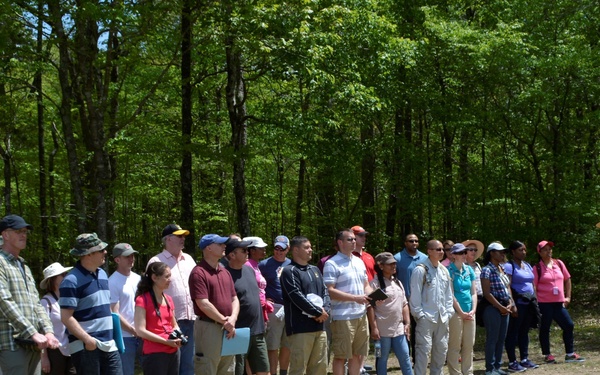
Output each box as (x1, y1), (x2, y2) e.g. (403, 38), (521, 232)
(0, 250), (53, 351)
(59, 261), (116, 354)
(323, 252), (367, 320)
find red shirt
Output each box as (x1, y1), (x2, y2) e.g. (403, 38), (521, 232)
(135, 292), (177, 354)
(353, 250), (376, 281)
(189, 259), (237, 318)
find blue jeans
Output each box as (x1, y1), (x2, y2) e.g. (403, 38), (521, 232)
(538, 302), (574, 355)
(376, 335), (413, 375)
(177, 319), (195, 375)
(505, 302), (533, 362)
(121, 337), (141, 375)
(72, 348), (123, 375)
(483, 305), (509, 372)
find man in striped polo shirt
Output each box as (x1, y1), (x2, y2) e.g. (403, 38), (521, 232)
(323, 229), (373, 375)
(60, 233), (123, 375)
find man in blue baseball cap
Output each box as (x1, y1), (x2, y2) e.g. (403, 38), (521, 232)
(190, 234), (239, 375)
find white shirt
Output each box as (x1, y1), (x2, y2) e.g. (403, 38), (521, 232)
(108, 270), (141, 337)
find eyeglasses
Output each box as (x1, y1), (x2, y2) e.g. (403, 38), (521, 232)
(274, 246), (287, 251)
(467, 248), (477, 252)
(7, 228), (29, 235)
(346, 238), (357, 242)
(455, 252), (467, 256)
(407, 240), (419, 243)
(444, 248), (452, 252)
(431, 248), (444, 252)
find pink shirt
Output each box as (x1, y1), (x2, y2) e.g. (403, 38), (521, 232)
(147, 250), (197, 320)
(369, 276), (408, 337)
(533, 259), (570, 303)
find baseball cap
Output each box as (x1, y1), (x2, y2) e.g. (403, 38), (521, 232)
(112, 243), (138, 257)
(537, 240), (554, 252)
(450, 243), (467, 254)
(486, 242), (506, 252)
(225, 238), (253, 256)
(274, 235), (290, 250)
(351, 225), (368, 235)
(375, 252), (396, 264)
(162, 224), (190, 238)
(198, 234), (229, 250)
(0, 215), (33, 233)
(243, 236), (268, 248)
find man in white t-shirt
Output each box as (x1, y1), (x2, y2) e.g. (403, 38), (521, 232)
(109, 243), (142, 375)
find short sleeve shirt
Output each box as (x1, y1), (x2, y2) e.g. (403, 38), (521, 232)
(448, 263), (475, 312)
(480, 263), (511, 304)
(533, 260), (570, 303)
(369, 276), (407, 337)
(189, 259), (236, 318)
(323, 252), (367, 320)
(504, 261), (535, 298)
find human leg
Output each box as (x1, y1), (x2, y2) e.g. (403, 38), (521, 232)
(494, 313), (509, 371)
(142, 351), (180, 375)
(447, 314), (463, 375)
(194, 319), (224, 375)
(0, 346), (41, 375)
(305, 331), (328, 375)
(537, 302), (554, 355)
(413, 318), (433, 375)
(390, 335), (412, 375)
(461, 318), (476, 375)
(100, 350), (124, 375)
(246, 334), (270, 375)
(483, 305), (501, 372)
(121, 336), (139, 375)
(177, 319), (195, 375)
(429, 321), (449, 375)
(376, 336), (392, 375)
(553, 305), (575, 354)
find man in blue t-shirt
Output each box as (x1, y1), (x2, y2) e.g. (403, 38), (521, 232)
(60, 233), (123, 375)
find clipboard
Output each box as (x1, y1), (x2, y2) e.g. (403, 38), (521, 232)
(220, 327), (250, 356)
(368, 288), (389, 307)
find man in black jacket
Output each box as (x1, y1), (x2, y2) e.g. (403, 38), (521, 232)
(280, 236), (331, 375)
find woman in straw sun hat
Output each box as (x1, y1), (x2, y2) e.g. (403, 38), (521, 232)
(39, 262), (74, 374)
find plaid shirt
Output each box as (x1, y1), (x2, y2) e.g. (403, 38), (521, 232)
(0, 250), (53, 351)
(481, 262), (511, 305)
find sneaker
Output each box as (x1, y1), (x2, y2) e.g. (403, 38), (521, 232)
(508, 361), (526, 372)
(565, 353), (586, 362)
(544, 354), (556, 364)
(496, 369), (508, 375)
(520, 359), (539, 369)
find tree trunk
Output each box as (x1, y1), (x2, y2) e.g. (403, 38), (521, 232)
(0, 83), (11, 215)
(360, 123), (375, 230)
(181, 0), (195, 255)
(225, 34), (251, 237)
(294, 158), (306, 236)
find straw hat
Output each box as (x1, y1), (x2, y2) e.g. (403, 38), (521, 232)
(40, 262), (73, 289)
(461, 239), (484, 260)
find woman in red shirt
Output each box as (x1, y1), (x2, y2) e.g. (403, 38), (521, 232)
(134, 262), (184, 375)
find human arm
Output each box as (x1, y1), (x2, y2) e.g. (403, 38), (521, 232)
(366, 306), (380, 340)
(564, 277), (572, 307)
(111, 302), (137, 337)
(402, 303), (411, 338)
(280, 267), (327, 319)
(481, 278), (511, 315)
(408, 266), (425, 320)
(61, 308), (97, 350)
(133, 306), (180, 348)
(326, 285), (371, 305)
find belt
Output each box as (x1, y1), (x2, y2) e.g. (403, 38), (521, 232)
(198, 316), (221, 324)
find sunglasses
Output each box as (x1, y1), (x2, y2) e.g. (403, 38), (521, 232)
(346, 238), (357, 242)
(407, 240), (419, 243)
(274, 246), (287, 251)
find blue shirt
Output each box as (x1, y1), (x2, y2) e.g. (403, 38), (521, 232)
(504, 260), (535, 301)
(448, 263), (475, 312)
(59, 261), (115, 353)
(394, 248), (427, 298)
(259, 256), (291, 304)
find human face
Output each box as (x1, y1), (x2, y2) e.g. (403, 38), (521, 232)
(465, 246), (477, 263)
(153, 267), (172, 291)
(116, 254), (135, 272)
(538, 245), (552, 261)
(355, 233), (367, 250)
(167, 233), (186, 250)
(405, 235), (419, 252)
(232, 247), (248, 264)
(338, 232), (356, 254)
(427, 243), (444, 262)
(1, 228), (29, 252)
(293, 241), (313, 264)
(490, 250), (507, 264)
(512, 245), (527, 261)
(380, 262), (397, 278)
(453, 251), (466, 263)
(89, 249), (107, 268)
(206, 242), (226, 258)
(249, 247), (266, 261)
(273, 245), (289, 262)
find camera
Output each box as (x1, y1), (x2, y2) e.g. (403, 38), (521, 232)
(168, 328), (188, 345)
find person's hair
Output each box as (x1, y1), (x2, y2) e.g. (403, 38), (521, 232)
(161, 236), (168, 246)
(46, 275), (62, 293)
(405, 233), (417, 242)
(443, 240), (454, 248)
(334, 229), (352, 250)
(426, 239), (441, 250)
(136, 262), (169, 298)
(507, 241), (525, 259)
(290, 236), (309, 250)
(483, 241), (502, 265)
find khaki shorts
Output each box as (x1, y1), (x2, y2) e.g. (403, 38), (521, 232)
(265, 309), (289, 350)
(331, 315), (369, 359)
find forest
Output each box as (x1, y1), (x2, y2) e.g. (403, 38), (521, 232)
(2, 0), (600, 280)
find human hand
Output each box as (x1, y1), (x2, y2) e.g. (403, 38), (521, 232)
(45, 333), (60, 350)
(31, 332), (48, 350)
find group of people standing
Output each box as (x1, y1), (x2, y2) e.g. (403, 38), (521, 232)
(0, 213), (587, 375)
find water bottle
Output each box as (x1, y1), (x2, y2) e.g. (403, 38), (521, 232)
(374, 340), (382, 358)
